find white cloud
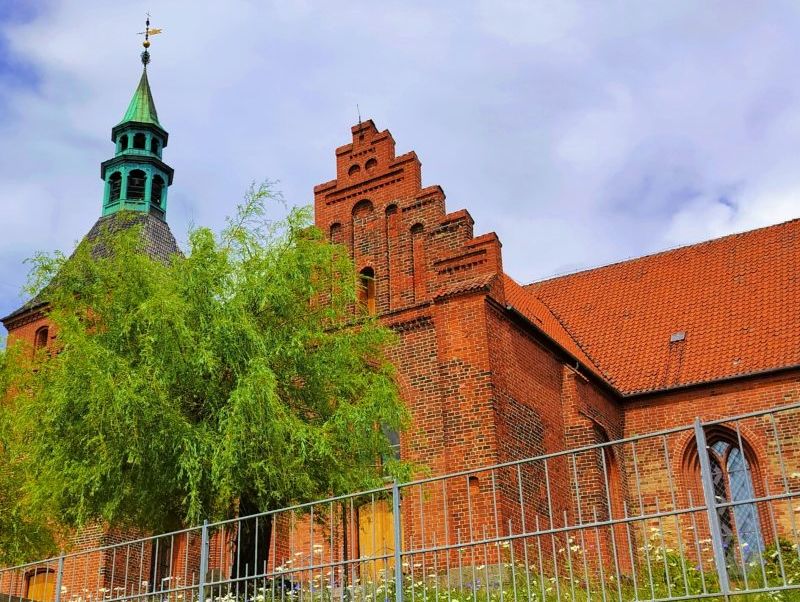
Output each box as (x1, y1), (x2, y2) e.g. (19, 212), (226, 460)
(1, 1), (800, 322)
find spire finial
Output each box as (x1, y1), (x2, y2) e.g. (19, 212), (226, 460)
(137, 12), (163, 68)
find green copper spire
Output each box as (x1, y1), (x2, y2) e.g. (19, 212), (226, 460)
(118, 69), (160, 127)
(100, 17), (173, 221)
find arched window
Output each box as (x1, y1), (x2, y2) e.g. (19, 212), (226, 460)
(686, 429), (763, 562)
(151, 175), (165, 207)
(348, 164), (361, 176)
(358, 267), (376, 315)
(329, 222), (342, 244)
(26, 569), (56, 602)
(410, 223), (425, 302)
(108, 172), (122, 202)
(365, 157), (377, 172)
(133, 133), (146, 149)
(120, 135), (129, 151)
(151, 138), (159, 154)
(382, 425), (400, 461)
(34, 326), (49, 352)
(127, 170), (146, 200)
(352, 199), (374, 218)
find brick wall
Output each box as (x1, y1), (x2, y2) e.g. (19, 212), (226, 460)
(3, 119), (797, 588)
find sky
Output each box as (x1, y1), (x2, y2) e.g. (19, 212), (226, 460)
(2, 1), (800, 333)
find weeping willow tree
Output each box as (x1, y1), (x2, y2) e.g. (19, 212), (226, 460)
(0, 183), (410, 567)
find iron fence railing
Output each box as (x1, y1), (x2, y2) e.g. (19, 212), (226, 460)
(2, 402), (799, 602)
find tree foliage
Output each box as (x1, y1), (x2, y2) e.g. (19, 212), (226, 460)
(0, 183), (410, 563)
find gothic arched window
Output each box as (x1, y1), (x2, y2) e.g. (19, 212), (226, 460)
(108, 172), (122, 202)
(127, 170), (146, 200)
(686, 429), (763, 563)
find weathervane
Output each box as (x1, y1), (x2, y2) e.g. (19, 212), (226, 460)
(137, 12), (163, 67)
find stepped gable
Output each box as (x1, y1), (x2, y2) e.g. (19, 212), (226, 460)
(526, 218), (800, 395)
(314, 120), (609, 379)
(314, 120), (506, 312)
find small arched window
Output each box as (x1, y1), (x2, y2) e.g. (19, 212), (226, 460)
(150, 138), (159, 154)
(151, 175), (165, 207)
(348, 164), (361, 176)
(382, 425), (400, 461)
(34, 326), (49, 353)
(133, 133), (146, 149)
(127, 170), (146, 200)
(329, 223), (342, 244)
(120, 135), (129, 151)
(365, 157), (377, 172)
(358, 267), (376, 315)
(108, 172), (122, 202)
(26, 568), (55, 602)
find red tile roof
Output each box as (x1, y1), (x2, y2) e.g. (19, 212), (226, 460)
(524, 218), (800, 396)
(503, 275), (605, 380)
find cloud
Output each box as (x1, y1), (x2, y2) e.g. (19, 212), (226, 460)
(1, 1), (799, 323)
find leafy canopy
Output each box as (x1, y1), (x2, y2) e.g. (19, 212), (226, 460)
(0, 183), (409, 562)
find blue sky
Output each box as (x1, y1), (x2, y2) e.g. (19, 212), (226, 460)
(2, 1), (800, 336)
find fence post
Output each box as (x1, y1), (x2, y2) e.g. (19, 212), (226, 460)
(54, 552), (65, 602)
(693, 418), (731, 598)
(392, 480), (403, 602)
(198, 520), (209, 602)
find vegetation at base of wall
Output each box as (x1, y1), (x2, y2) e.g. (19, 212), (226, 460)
(0, 182), (411, 565)
(190, 538), (800, 602)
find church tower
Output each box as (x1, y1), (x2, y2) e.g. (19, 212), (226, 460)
(2, 19), (179, 344)
(100, 27), (173, 220)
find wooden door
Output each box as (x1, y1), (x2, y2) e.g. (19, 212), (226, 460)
(358, 500), (395, 583)
(26, 571), (56, 602)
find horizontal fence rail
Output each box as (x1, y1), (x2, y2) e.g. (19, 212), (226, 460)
(2, 403), (799, 602)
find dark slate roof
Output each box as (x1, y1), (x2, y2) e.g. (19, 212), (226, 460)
(1, 213), (181, 325)
(82, 212), (181, 263)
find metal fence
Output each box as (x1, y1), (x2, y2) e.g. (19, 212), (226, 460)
(2, 402), (799, 602)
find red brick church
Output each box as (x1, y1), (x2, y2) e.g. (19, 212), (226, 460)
(315, 116), (798, 474)
(2, 53), (799, 601)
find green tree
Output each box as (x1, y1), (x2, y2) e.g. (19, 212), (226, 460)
(0, 183), (410, 566)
